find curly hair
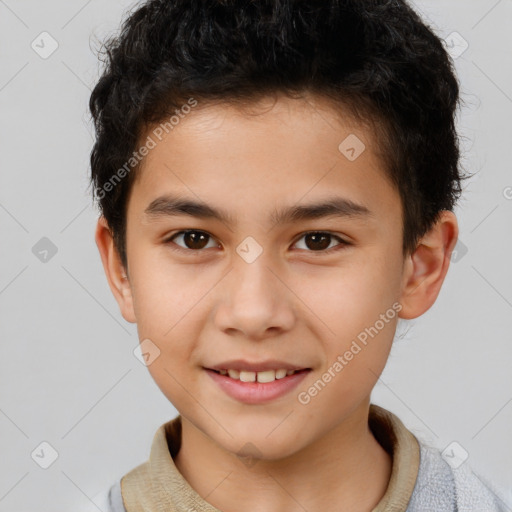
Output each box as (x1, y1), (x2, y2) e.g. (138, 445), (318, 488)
(89, 0), (467, 269)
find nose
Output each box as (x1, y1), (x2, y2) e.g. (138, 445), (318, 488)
(213, 256), (295, 341)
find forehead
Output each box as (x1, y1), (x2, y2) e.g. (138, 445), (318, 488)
(128, 94), (400, 225)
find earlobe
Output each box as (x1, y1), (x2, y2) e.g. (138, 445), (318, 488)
(398, 210), (459, 319)
(94, 216), (137, 323)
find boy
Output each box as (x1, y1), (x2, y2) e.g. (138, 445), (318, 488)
(89, 0), (507, 510)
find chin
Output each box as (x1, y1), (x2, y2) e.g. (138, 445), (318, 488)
(217, 426), (306, 463)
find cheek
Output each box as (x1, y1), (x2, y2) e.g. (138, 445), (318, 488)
(129, 251), (207, 334)
(128, 264), (205, 393)
(290, 254), (401, 383)
(294, 255), (400, 334)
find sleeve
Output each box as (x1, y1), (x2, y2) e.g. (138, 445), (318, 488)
(107, 479), (127, 512)
(452, 464), (511, 512)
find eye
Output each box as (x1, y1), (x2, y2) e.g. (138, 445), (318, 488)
(164, 230), (350, 254)
(165, 230), (219, 252)
(293, 231), (349, 253)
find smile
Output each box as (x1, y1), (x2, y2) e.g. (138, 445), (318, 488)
(204, 367), (312, 404)
(212, 368), (303, 383)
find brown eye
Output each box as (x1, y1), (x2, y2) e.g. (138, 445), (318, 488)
(165, 230), (349, 255)
(294, 231), (348, 252)
(167, 230), (218, 251)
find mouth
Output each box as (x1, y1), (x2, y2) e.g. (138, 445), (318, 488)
(205, 367), (311, 383)
(203, 366), (312, 404)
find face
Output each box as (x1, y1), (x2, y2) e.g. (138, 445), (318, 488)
(97, 93), (452, 461)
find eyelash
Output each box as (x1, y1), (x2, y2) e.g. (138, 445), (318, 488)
(163, 230), (350, 255)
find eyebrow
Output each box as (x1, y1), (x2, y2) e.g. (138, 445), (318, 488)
(143, 193), (374, 227)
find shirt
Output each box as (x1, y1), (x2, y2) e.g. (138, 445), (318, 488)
(98, 404), (507, 512)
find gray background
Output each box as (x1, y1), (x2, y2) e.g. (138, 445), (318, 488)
(0, 0), (511, 510)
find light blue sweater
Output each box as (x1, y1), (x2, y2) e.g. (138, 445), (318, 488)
(93, 403), (509, 512)
(98, 438), (508, 511)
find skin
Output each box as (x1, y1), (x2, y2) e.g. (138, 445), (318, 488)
(95, 93), (458, 512)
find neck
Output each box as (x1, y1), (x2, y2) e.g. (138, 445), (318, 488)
(174, 402), (392, 512)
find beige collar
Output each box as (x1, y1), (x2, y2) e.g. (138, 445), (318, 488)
(369, 404), (421, 511)
(121, 404), (420, 512)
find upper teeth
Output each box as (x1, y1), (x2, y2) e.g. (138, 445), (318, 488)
(218, 369), (298, 383)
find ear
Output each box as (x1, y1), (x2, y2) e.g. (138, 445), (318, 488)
(94, 216), (137, 323)
(398, 210), (459, 319)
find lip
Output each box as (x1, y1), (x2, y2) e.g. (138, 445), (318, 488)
(204, 367), (311, 404)
(206, 359), (308, 372)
